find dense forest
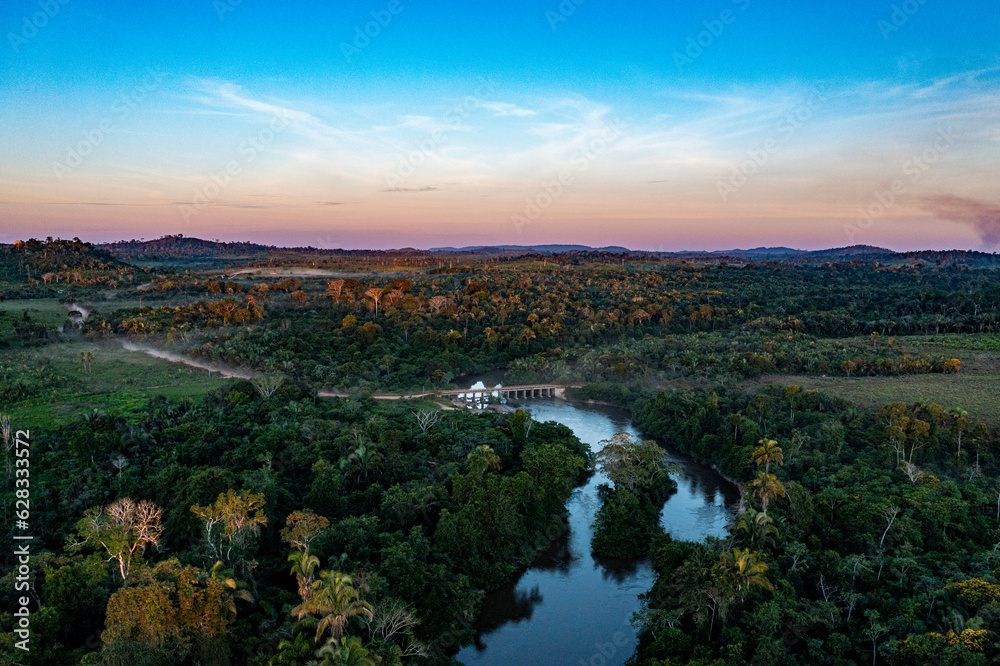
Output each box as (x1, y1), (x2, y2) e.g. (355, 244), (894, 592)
(82, 257), (993, 392)
(3, 238), (1000, 665)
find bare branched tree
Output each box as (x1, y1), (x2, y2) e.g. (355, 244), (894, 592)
(72, 498), (164, 583)
(365, 287), (386, 317)
(371, 600), (429, 658)
(252, 374), (283, 399)
(879, 505), (900, 548)
(111, 453), (129, 479)
(429, 295), (449, 313)
(414, 409), (440, 433)
(326, 279), (346, 300)
(900, 461), (925, 484)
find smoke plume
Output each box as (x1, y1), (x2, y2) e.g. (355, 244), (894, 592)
(922, 195), (1000, 247)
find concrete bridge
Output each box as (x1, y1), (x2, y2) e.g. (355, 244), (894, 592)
(318, 383), (568, 401)
(438, 384), (562, 401)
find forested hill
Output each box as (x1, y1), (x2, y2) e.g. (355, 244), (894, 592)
(103, 235), (276, 260)
(896, 249), (1000, 267)
(0, 237), (133, 282)
(101, 235), (434, 267)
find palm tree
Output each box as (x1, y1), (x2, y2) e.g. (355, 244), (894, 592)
(733, 507), (779, 548)
(340, 442), (383, 485)
(720, 548), (774, 594)
(289, 548), (321, 610)
(467, 445), (501, 476)
(754, 439), (783, 475)
(750, 471), (785, 513)
(705, 548), (773, 636)
(292, 570), (374, 642)
(309, 636), (376, 666)
(204, 560), (254, 621)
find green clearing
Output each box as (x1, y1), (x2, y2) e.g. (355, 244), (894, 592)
(758, 371), (1000, 425)
(0, 297), (77, 336)
(754, 334), (1000, 424)
(1, 340), (228, 429)
(906, 333), (1000, 354)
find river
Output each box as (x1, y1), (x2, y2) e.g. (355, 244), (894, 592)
(456, 397), (737, 666)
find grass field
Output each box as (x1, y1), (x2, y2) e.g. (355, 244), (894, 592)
(1, 340), (228, 429)
(759, 372), (1000, 425)
(0, 298), (78, 337)
(905, 333), (1000, 355)
(751, 334), (1000, 425)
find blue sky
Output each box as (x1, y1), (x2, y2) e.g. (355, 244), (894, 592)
(1, 0), (998, 249)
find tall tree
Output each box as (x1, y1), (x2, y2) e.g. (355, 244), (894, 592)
(754, 438), (784, 475)
(71, 498), (163, 583)
(191, 490), (268, 576)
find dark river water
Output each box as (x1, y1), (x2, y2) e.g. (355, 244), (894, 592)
(455, 397), (738, 666)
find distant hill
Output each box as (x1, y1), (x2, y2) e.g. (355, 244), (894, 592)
(714, 246), (808, 257)
(88, 236), (1000, 269)
(101, 235), (433, 267)
(655, 245), (894, 259)
(429, 244), (633, 254)
(809, 245), (896, 257)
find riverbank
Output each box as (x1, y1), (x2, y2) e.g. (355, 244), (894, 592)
(457, 398), (737, 666)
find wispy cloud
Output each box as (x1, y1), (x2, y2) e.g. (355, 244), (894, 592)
(481, 101), (537, 117)
(381, 186), (439, 192)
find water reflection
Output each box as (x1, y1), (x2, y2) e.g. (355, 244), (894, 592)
(472, 584), (544, 645)
(592, 555), (647, 584)
(456, 398), (738, 666)
(531, 531), (575, 574)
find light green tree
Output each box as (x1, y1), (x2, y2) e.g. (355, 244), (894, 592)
(595, 432), (673, 492)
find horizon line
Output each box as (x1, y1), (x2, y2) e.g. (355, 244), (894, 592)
(10, 235), (999, 256)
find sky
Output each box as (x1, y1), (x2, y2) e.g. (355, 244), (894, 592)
(1, 0), (998, 251)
